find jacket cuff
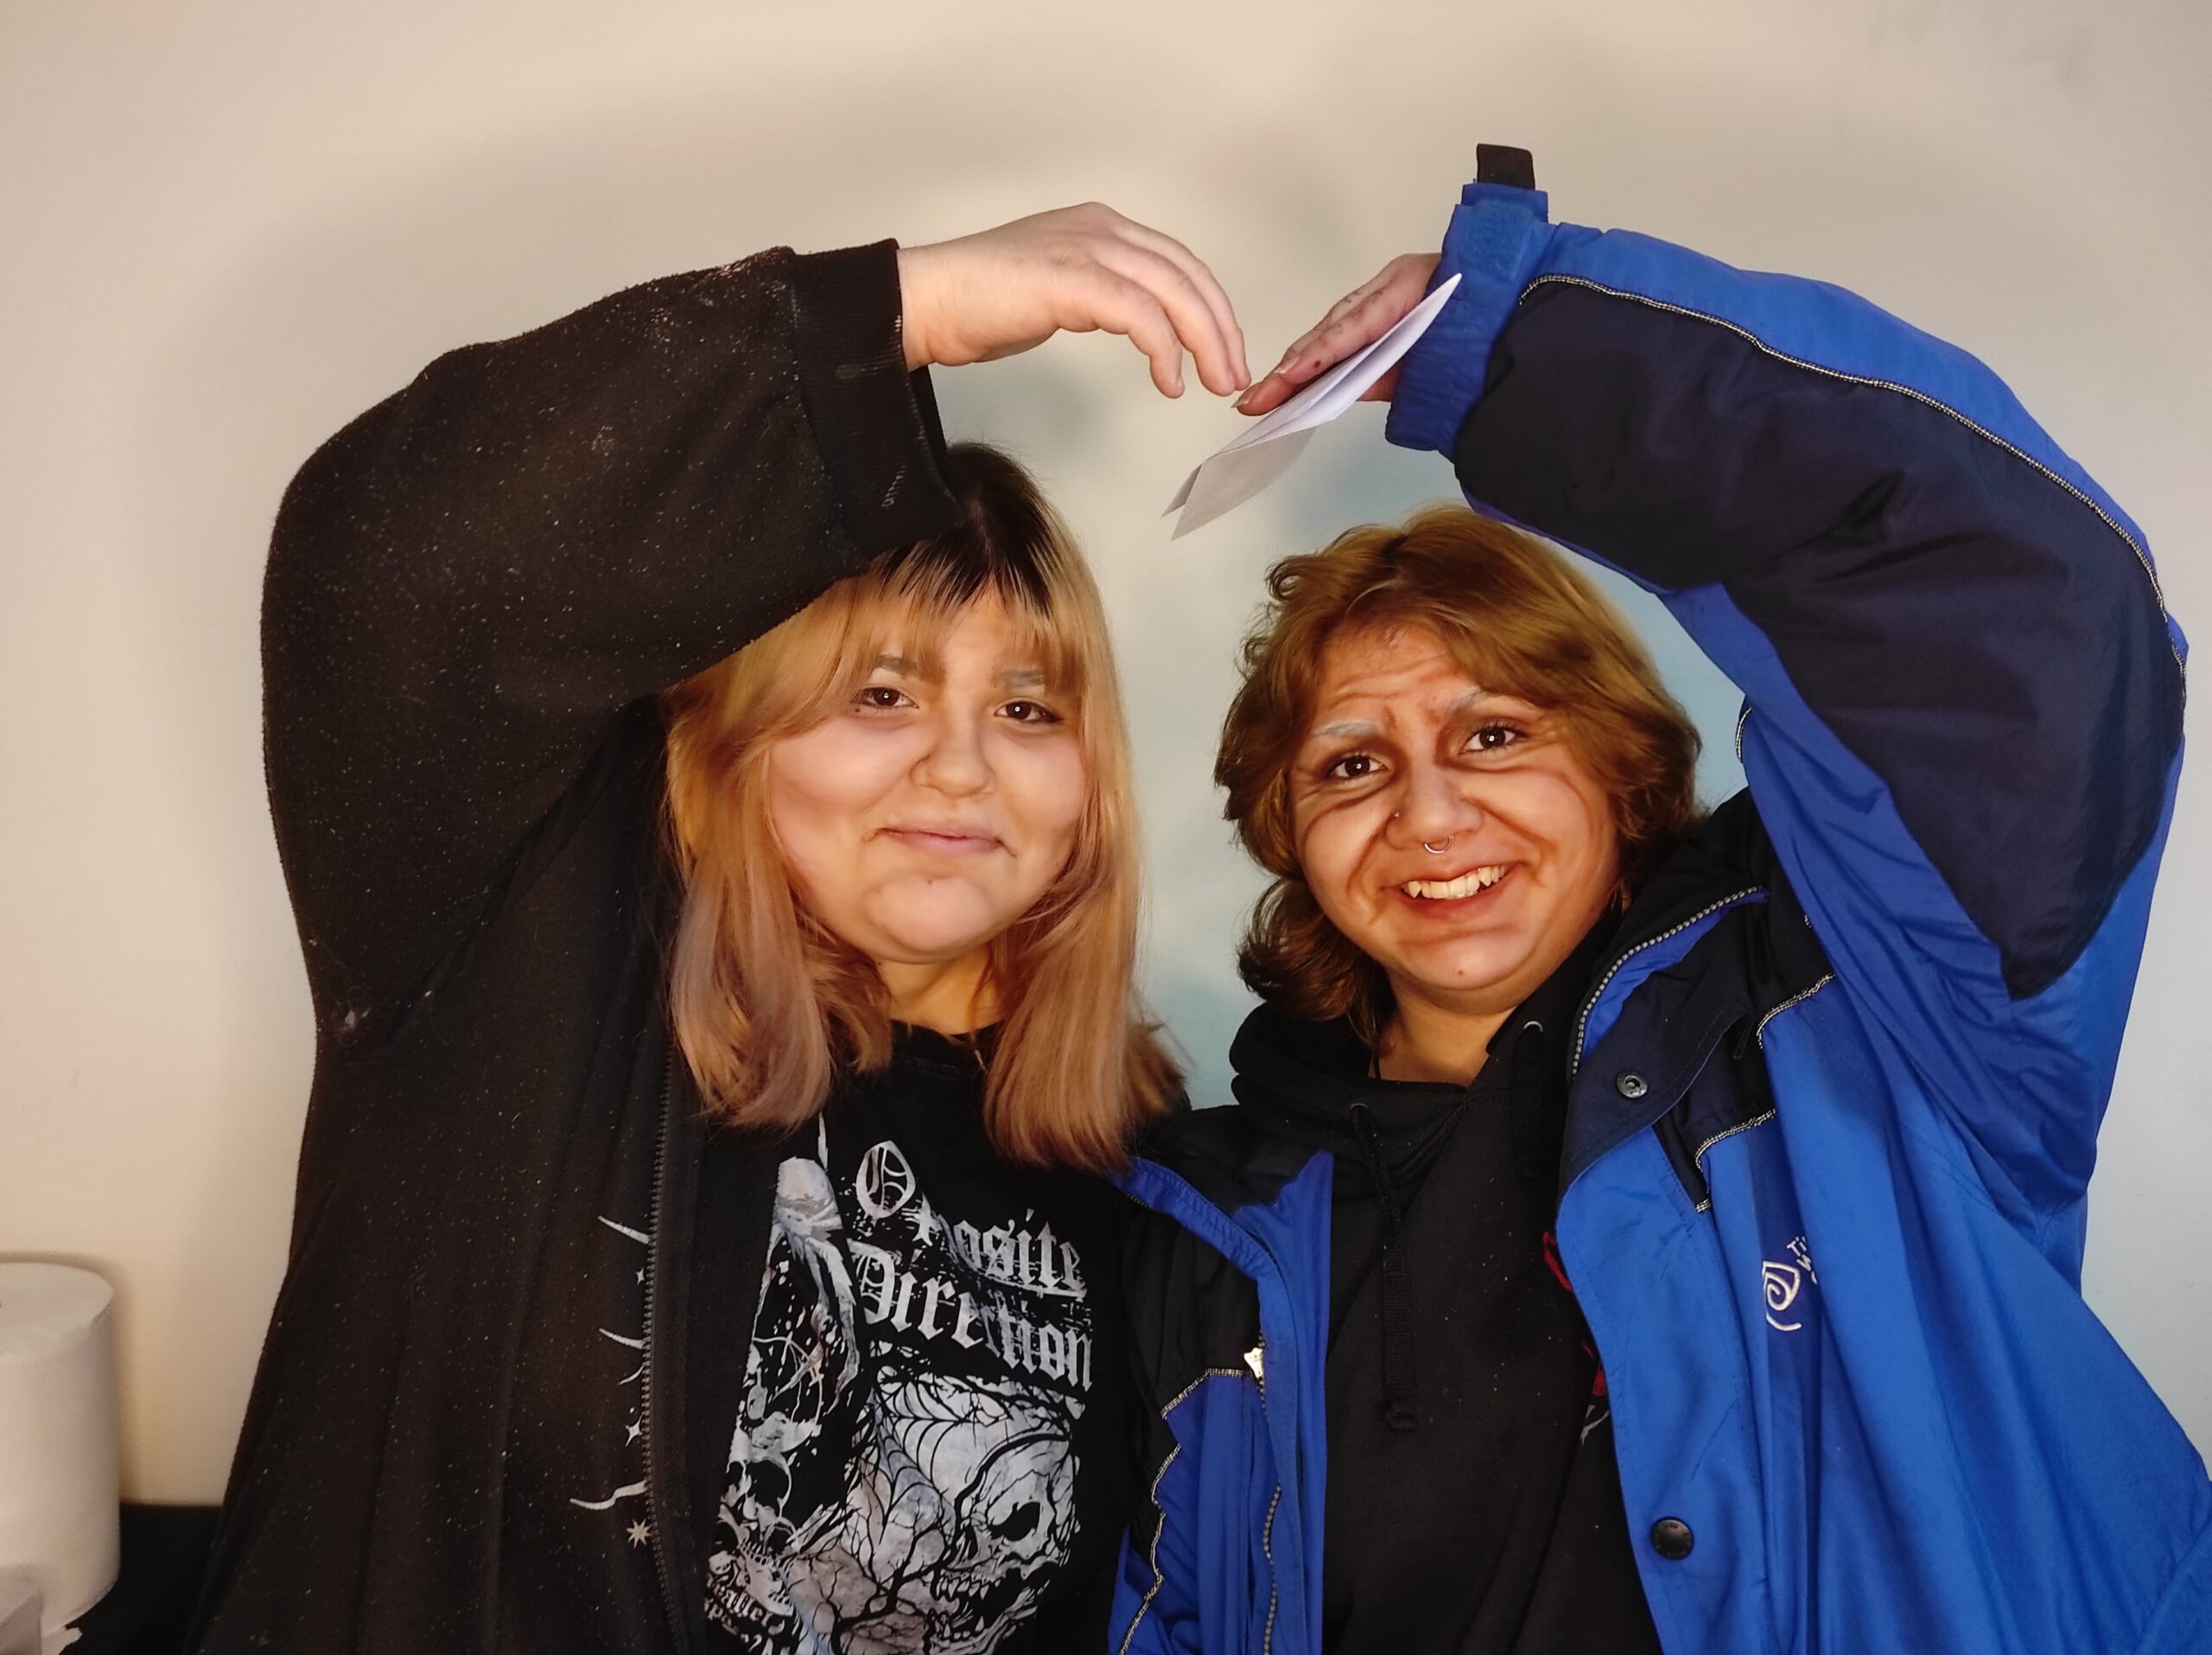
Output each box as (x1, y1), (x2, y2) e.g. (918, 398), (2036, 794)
(1384, 181), (1557, 456)
(786, 239), (962, 551)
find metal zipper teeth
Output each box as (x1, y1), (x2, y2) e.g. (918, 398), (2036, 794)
(1521, 273), (2185, 682)
(1755, 974), (1835, 1048)
(1571, 888), (1764, 1074)
(1260, 1484), (1282, 1655)
(640, 1050), (687, 1653)
(1689, 1110), (1779, 1215)
(1115, 1367), (1249, 1655)
(1687, 977), (1835, 1212)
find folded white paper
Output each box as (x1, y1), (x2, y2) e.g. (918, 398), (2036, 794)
(1166, 272), (1461, 538)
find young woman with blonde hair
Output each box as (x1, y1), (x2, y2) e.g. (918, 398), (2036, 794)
(189, 206), (1248, 1655)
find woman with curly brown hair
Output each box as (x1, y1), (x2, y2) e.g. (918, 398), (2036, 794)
(1109, 147), (2203, 1655)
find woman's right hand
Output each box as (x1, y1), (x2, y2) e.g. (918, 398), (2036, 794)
(897, 204), (1249, 399)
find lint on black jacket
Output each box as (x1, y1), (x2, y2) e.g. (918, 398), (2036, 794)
(189, 242), (1133, 1655)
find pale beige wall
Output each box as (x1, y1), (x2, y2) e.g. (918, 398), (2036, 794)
(3, 0), (2206, 1502)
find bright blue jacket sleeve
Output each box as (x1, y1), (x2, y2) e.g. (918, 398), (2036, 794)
(1386, 172), (2186, 1235)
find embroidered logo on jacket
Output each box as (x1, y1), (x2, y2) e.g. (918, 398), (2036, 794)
(1764, 1235), (1818, 1332)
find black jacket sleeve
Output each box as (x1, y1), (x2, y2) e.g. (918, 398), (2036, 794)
(261, 241), (959, 1041)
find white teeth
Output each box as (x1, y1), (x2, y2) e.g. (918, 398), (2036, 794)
(1402, 865), (1509, 900)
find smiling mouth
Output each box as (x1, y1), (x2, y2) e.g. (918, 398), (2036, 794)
(1399, 864), (1513, 901)
(880, 826), (1003, 858)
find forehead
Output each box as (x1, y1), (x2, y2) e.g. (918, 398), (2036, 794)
(1306, 624), (1491, 729)
(866, 589), (1077, 689)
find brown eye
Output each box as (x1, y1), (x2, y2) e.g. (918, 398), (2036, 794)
(1001, 699), (1063, 726)
(1465, 722), (1524, 754)
(855, 684), (912, 711)
(1325, 753), (1378, 781)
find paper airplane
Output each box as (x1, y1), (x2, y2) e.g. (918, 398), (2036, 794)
(1165, 272), (1461, 538)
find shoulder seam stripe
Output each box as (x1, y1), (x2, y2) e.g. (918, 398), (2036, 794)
(1519, 274), (2184, 684)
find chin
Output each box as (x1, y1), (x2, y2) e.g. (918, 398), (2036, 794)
(872, 894), (1017, 962)
(1394, 935), (1541, 1005)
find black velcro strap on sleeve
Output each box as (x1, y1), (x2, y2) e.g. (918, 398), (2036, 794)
(1476, 144), (1537, 190)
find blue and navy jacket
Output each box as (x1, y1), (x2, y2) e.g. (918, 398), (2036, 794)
(1110, 157), (2208, 1654)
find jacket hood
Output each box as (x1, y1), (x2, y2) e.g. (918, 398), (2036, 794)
(1228, 1005), (1471, 1190)
(1226, 917), (1619, 1193)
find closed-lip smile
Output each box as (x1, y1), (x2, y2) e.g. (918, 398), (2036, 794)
(879, 821), (1004, 857)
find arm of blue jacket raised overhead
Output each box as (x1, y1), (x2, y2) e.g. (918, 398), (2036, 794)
(1387, 150), (2186, 1206)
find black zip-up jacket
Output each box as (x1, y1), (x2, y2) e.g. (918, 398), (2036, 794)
(191, 242), (973, 1653)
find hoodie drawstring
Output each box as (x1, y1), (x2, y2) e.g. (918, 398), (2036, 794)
(1350, 1100), (1421, 1433)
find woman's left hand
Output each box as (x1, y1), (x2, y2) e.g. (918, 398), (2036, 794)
(897, 204), (1249, 398)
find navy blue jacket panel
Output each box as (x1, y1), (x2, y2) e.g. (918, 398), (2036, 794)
(1112, 173), (2208, 1655)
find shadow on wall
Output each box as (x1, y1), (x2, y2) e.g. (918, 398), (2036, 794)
(96, 69), (1351, 1486)
(95, 10), (2180, 1497)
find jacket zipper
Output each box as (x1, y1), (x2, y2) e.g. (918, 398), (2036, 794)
(1570, 888), (1763, 1075)
(641, 1047), (690, 1654)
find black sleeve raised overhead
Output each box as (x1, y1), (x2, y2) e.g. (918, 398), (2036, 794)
(262, 244), (963, 1036)
(1452, 280), (2183, 1000)
(787, 240), (959, 550)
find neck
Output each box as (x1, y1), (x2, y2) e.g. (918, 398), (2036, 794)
(1374, 991), (1507, 1085)
(877, 948), (997, 1037)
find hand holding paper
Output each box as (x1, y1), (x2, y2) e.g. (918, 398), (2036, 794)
(1165, 272), (1459, 538)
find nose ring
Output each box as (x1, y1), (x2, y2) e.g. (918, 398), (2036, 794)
(1421, 839), (1451, 856)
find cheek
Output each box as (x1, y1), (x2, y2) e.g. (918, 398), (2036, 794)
(762, 726), (900, 889)
(1520, 770), (1618, 895)
(999, 736), (1090, 851)
(766, 722), (911, 820)
(1293, 799), (1383, 924)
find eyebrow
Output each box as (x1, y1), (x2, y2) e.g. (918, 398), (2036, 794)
(870, 655), (1052, 691)
(1306, 686), (1500, 742)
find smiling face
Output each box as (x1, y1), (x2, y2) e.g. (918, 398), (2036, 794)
(765, 594), (1088, 998)
(1290, 621), (1621, 1032)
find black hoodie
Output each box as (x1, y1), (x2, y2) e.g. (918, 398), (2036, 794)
(1225, 929), (1662, 1655)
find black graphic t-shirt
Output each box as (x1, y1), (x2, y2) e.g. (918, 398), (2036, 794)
(702, 1029), (1133, 1654)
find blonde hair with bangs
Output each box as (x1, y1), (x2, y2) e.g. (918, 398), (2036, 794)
(1217, 505), (1704, 1044)
(660, 444), (1176, 1172)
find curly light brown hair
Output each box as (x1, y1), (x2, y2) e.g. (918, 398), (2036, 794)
(1216, 505), (1705, 1045)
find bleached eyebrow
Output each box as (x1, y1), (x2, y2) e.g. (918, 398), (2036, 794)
(995, 667), (1048, 691)
(872, 654), (920, 678)
(1308, 720), (1380, 742)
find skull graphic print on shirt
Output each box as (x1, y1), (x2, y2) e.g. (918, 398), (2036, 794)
(705, 1113), (1097, 1653)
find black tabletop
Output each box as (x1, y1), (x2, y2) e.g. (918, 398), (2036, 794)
(69, 1505), (216, 1655)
